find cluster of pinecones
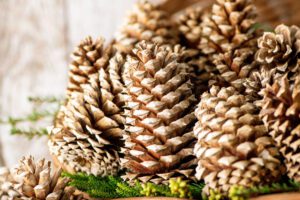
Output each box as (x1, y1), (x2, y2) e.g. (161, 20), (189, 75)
(2, 0), (300, 199)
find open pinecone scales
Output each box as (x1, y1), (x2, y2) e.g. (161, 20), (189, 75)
(121, 41), (198, 185)
(199, 0), (260, 92)
(194, 86), (284, 194)
(0, 156), (83, 200)
(66, 36), (108, 98)
(115, 0), (179, 54)
(245, 24), (300, 101)
(49, 46), (126, 177)
(261, 75), (300, 181)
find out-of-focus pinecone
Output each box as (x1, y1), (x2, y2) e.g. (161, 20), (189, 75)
(121, 41), (198, 185)
(178, 7), (213, 98)
(245, 24), (300, 100)
(194, 86), (284, 194)
(0, 167), (20, 199)
(115, 0), (179, 54)
(261, 75), (300, 181)
(178, 7), (205, 49)
(67, 36), (109, 98)
(0, 156), (83, 200)
(199, 0), (260, 92)
(49, 48), (126, 177)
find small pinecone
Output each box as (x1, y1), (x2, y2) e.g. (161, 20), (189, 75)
(121, 41), (198, 185)
(49, 49), (126, 176)
(115, 0), (179, 54)
(246, 24), (300, 100)
(199, 0), (260, 92)
(194, 86), (284, 194)
(0, 156), (83, 200)
(261, 75), (300, 181)
(67, 36), (109, 98)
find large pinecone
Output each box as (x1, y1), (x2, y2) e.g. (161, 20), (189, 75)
(0, 156), (83, 200)
(121, 41), (198, 185)
(194, 86), (284, 194)
(246, 24), (300, 100)
(115, 0), (179, 54)
(199, 0), (260, 92)
(261, 75), (300, 181)
(66, 36), (108, 98)
(49, 47), (126, 177)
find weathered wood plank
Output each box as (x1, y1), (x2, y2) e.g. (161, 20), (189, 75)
(65, 0), (138, 52)
(0, 0), (68, 167)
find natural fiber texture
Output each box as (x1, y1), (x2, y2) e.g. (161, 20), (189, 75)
(115, 0), (179, 54)
(199, 0), (260, 92)
(121, 41), (197, 185)
(246, 24), (300, 101)
(49, 47), (126, 177)
(66, 36), (108, 99)
(194, 86), (284, 194)
(0, 156), (83, 200)
(261, 75), (300, 182)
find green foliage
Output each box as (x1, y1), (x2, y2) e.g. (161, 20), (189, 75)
(170, 178), (193, 198)
(63, 172), (204, 199)
(0, 95), (62, 139)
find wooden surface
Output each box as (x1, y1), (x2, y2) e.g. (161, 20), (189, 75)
(0, 0), (137, 167)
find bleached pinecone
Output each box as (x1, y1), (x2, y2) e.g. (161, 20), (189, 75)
(49, 48), (126, 177)
(245, 24), (300, 100)
(260, 75), (300, 181)
(199, 0), (260, 92)
(0, 167), (20, 199)
(115, 0), (179, 53)
(66, 36), (109, 98)
(121, 41), (198, 185)
(0, 156), (83, 200)
(194, 86), (284, 194)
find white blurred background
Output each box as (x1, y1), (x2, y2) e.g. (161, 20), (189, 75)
(0, 0), (142, 167)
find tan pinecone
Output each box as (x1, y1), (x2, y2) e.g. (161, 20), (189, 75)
(199, 0), (260, 92)
(178, 7), (214, 98)
(0, 156), (83, 200)
(66, 36), (109, 98)
(178, 7), (206, 49)
(194, 85), (284, 194)
(115, 0), (179, 54)
(245, 24), (300, 100)
(49, 48), (126, 177)
(121, 41), (198, 185)
(260, 75), (300, 181)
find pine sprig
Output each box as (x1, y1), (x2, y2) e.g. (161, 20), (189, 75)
(0, 95), (62, 139)
(62, 172), (204, 199)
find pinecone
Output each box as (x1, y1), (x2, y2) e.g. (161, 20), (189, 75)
(194, 85), (284, 194)
(178, 7), (213, 98)
(199, 0), (260, 92)
(115, 0), (179, 54)
(260, 75), (300, 181)
(121, 41), (198, 185)
(49, 48), (126, 177)
(66, 36), (109, 98)
(178, 7), (206, 49)
(245, 24), (300, 100)
(0, 156), (83, 200)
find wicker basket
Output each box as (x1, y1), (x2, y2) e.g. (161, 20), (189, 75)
(159, 0), (300, 27)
